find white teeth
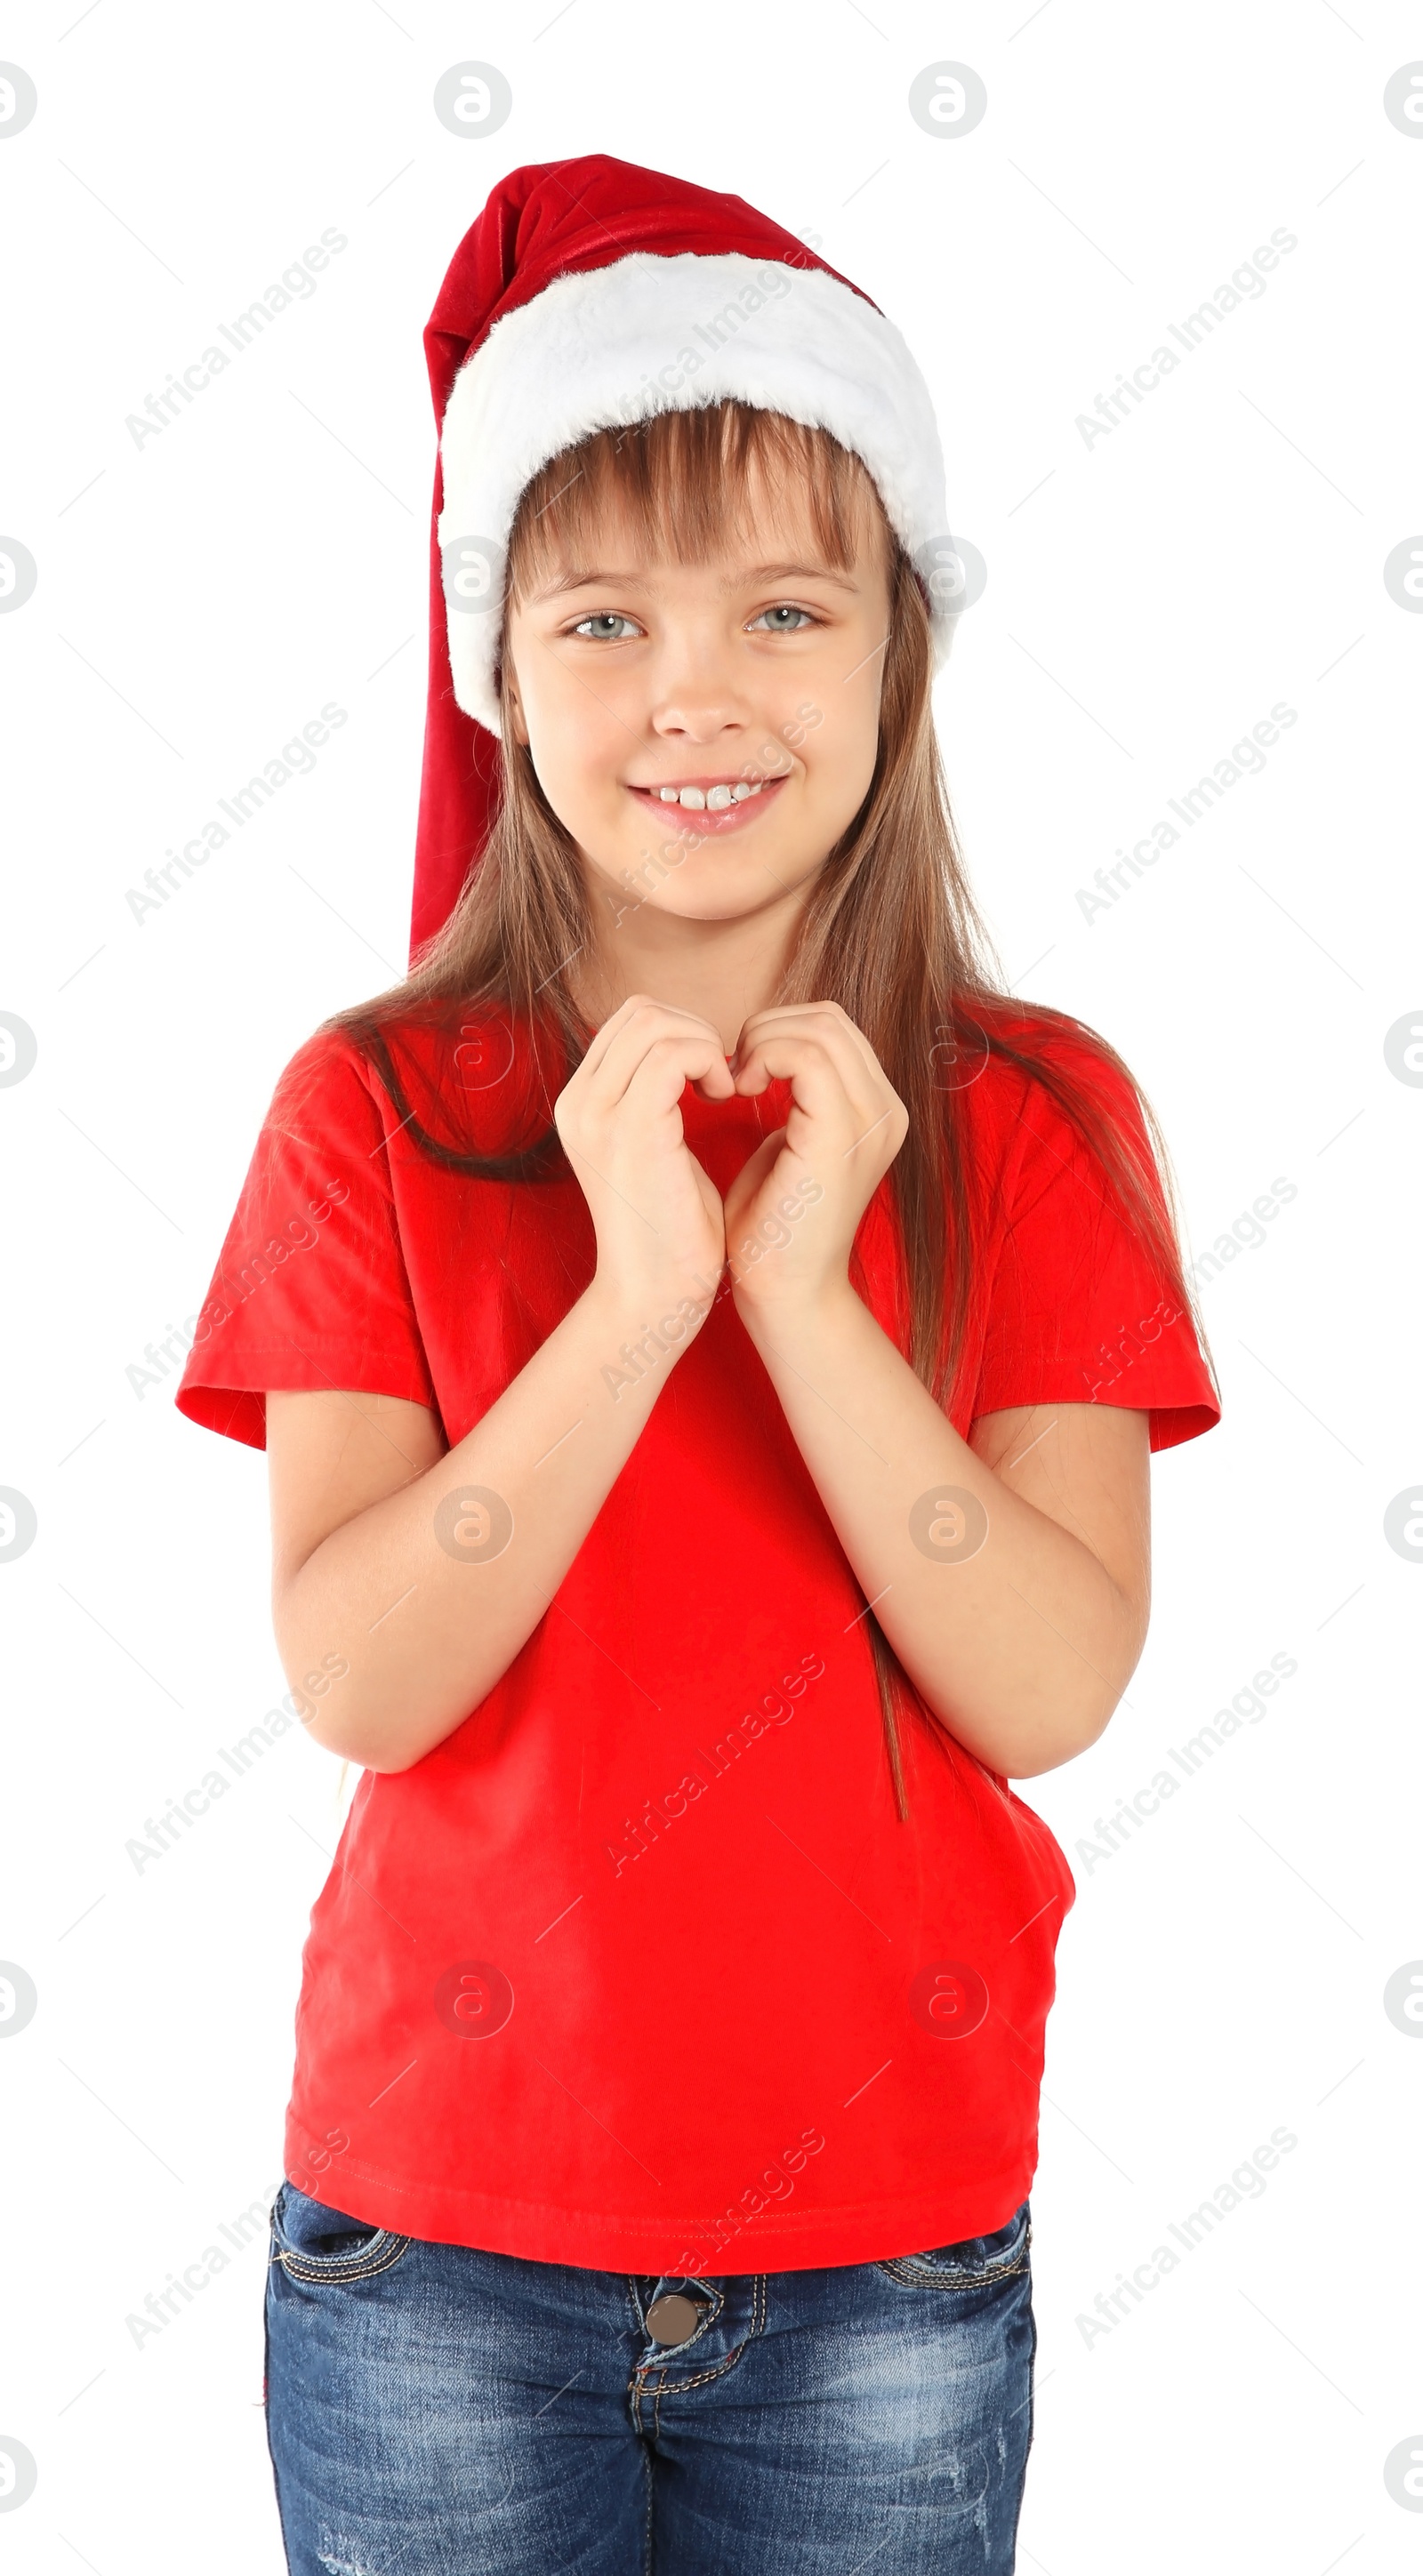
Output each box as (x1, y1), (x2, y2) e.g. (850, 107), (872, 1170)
(649, 780), (767, 807)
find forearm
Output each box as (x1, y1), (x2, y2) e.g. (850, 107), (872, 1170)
(737, 1281), (1144, 1777)
(276, 1280), (705, 1770)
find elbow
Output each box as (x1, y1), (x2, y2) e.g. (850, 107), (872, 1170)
(1006, 1697), (1116, 1779)
(980, 1621), (1150, 1779)
(272, 1651), (352, 1733)
(346, 1740), (422, 1776)
(279, 1666), (414, 1771)
(1057, 1584), (1149, 1751)
(269, 1615), (361, 1760)
(1069, 1669), (1135, 1758)
(1003, 1633), (1147, 1778)
(271, 1631), (452, 1774)
(285, 1699), (417, 1774)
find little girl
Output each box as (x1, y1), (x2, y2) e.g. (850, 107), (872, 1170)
(178, 157), (1218, 2576)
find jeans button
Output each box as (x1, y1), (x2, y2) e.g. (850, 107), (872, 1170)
(646, 2293), (703, 2346)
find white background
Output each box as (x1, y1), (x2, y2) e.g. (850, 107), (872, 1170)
(3, 1), (1420, 2568)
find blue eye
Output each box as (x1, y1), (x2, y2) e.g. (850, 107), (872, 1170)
(569, 613), (641, 641)
(750, 604), (816, 632)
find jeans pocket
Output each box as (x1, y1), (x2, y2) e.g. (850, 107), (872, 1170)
(270, 2179), (412, 2284)
(875, 2200), (1032, 2290)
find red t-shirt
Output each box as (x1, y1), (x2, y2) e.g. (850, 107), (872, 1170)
(175, 1006), (1218, 2272)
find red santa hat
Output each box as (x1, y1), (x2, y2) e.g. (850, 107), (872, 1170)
(411, 155), (953, 959)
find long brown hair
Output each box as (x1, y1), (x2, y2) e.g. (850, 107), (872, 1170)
(326, 403), (1218, 1815)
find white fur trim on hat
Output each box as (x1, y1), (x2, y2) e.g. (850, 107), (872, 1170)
(438, 251), (953, 734)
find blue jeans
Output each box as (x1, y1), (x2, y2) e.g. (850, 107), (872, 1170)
(265, 2180), (1035, 2573)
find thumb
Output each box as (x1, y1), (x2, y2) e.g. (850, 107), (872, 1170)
(690, 1156), (729, 1248)
(722, 1128), (785, 1230)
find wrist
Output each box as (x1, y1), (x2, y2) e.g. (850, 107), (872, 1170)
(731, 1266), (864, 1346)
(580, 1270), (723, 1357)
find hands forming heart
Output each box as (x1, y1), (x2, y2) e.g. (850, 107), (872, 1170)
(719, 1002), (910, 1315)
(554, 995), (909, 1334)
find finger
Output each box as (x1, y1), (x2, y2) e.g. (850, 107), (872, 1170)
(722, 1132), (790, 1276)
(591, 1001), (736, 1108)
(732, 1004), (882, 1098)
(618, 1031), (737, 1128)
(576, 991), (649, 1084)
(580, 993), (729, 1092)
(723, 1128), (786, 1215)
(746, 1001), (883, 1072)
(731, 1026), (878, 1127)
(686, 1152), (730, 1260)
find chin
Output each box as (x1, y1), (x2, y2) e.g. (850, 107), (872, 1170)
(670, 847), (791, 899)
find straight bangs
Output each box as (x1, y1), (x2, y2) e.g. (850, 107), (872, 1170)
(506, 402), (892, 604)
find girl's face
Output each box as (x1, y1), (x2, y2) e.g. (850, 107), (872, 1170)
(502, 458), (893, 928)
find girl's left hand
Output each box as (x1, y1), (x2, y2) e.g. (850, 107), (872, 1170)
(721, 1001), (909, 1320)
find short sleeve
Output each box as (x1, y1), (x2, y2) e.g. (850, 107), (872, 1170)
(971, 1048), (1220, 1455)
(174, 1028), (438, 1450)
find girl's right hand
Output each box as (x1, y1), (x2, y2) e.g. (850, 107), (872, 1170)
(554, 995), (735, 1320)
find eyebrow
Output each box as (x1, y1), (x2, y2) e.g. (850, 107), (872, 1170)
(529, 559), (861, 602)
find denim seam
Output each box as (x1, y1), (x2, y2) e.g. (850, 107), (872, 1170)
(651, 2284), (724, 2363)
(645, 2273), (767, 2437)
(264, 2204), (322, 2565)
(274, 2232), (412, 2284)
(626, 2279), (726, 2403)
(874, 2214), (1033, 2291)
(1009, 2276), (1040, 2565)
(640, 2433), (654, 2576)
(873, 2250), (1031, 2290)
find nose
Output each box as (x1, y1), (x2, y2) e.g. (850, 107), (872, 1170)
(650, 694), (746, 749)
(647, 629), (752, 750)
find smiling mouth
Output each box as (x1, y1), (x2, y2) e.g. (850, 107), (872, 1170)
(624, 773), (789, 835)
